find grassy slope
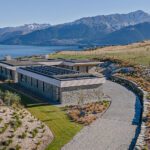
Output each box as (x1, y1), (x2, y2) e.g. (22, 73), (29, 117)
(49, 41), (150, 66)
(0, 83), (82, 150)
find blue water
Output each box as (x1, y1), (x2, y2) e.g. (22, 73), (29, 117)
(0, 45), (81, 59)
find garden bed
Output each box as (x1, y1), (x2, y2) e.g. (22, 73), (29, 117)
(66, 101), (110, 125)
(0, 106), (53, 150)
(0, 89), (53, 150)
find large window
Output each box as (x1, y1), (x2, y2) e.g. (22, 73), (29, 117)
(36, 80), (38, 88)
(10, 70), (13, 78)
(20, 74), (27, 82)
(86, 66), (88, 73)
(20, 74), (24, 82)
(0, 67), (2, 73)
(77, 66), (79, 71)
(43, 82), (45, 92)
(5, 68), (7, 75)
(31, 78), (32, 86)
(55, 87), (60, 102)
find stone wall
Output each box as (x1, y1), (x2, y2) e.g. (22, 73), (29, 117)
(60, 84), (103, 105)
(110, 75), (148, 149)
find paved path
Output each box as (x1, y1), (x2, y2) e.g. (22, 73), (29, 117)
(62, 80), (141, 150)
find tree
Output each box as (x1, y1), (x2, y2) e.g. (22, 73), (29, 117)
(93, 89), (102, 102)
(12, 93), (21, 108)
(78, 91), (84, 106)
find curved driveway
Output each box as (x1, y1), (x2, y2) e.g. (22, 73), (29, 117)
(62, 80), (141, 150)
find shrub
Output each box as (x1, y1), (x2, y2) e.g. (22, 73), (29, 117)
(0, 89), (4, 100)
(0, 124), (8, 134)
(0, 117), (3, 123)
(9, 119), (22, 131)
(147, 94), (150, 100)
(15, 144), (21, 150)
(31, 128), (38, 138)
(3, 91), (21, 107)
(18, 132), (26, 139)
(0, 139), (12, 146)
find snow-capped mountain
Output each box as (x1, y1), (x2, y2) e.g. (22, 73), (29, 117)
(1, 10), (150, 46)
(0, 23), (51, 42)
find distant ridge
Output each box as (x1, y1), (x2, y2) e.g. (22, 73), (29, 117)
(0, 10), (150, 46)
(0, 23), (51, 42)
(98, 22), (150, 45)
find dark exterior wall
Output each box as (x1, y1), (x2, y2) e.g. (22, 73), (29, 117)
(0, 66), (17, 82)
(18, 73), (60, 103)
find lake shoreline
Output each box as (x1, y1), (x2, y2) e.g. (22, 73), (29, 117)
(0, 45), (82, 59)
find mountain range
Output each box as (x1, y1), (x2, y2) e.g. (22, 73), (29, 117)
(0, 23), (51, 42)
(0, 10), (150, 46)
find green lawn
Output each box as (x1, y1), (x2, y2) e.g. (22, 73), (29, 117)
(0, 82), (82, 150)
(28, 106), (82, 150)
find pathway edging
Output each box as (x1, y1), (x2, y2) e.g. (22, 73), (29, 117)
(110, 75), (148, 149)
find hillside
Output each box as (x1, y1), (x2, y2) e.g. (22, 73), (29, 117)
(50, 41), (150, 66)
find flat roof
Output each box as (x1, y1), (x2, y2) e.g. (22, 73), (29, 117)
(32, 58), (63, 62)
(63, 59), (100, 66)
(20, 66), (101, 81)
(64, 59), (98, 63)
(0, 60), (39, 66)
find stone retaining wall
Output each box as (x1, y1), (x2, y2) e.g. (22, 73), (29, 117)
(61, 84), (103, 105)
(110, 75), (148, 149)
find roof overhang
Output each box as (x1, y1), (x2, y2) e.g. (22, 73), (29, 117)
(63, 61), (101, 67)
(17, 68), (105, 88)
(0, 63), (16, 71)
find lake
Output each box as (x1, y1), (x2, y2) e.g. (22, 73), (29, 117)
(0, 45), (81, 59)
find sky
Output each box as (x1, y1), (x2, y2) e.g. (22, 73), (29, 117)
(0, 0), (150, 27)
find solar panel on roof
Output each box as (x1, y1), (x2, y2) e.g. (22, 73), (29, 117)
(22, 66), (79, 79)
(20, 65), (100, 81)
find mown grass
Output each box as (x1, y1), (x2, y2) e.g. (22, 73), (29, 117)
(28, 106), (82, 150)
(0, 82), (82, 150)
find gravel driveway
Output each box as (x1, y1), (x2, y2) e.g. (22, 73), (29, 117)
(62, 80), (142, 150)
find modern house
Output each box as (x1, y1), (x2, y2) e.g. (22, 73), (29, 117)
(0, 57), (101, 82)
(60, 59), (101, 73)
(17, 66), (105, 105)
(0, 56), (105, 105)
(0, 60), (39, 82)
(36, 59), (101, 73)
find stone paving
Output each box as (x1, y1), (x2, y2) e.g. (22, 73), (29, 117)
(62, 80), (142, 150)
